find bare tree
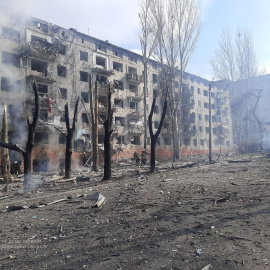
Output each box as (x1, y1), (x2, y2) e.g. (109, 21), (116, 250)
(151, 0), (179, 161)
(210, 29), (258, 82)
(103, 84), (113, 180)
(0, 104), (11, 184)
(210, 28), (262, 151)
(89, 76), (99, 172)
(174, 0), (201, 159)
(150, 0), (200, 161)
(0, 80), (39, 189)
(64, 98), (79, 179)
(139, 0), (160, 150)
(149, 92), (168, 172)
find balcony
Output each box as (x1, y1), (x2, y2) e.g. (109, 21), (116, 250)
(127, 73), (143, 84)
(128, 92), (143, 101)
(128, 109), (143, 118)
(93, 65), (114, 76)
(21, 40), (58, 60)
(128, 121), (144, 134)
(26, 69), (55, 83)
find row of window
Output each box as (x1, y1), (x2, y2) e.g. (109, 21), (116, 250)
(184, 138), (230, 147)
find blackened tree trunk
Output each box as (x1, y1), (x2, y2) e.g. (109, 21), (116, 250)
(89, 76), (99, 172)
(103, 84), (113, 180)
(0, 80), (39, 189)
(1, 104), (11, 184)
(149, 93), (168, 172)
(64, 98), (79, 179)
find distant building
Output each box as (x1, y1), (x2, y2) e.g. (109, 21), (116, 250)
(229, 74), (270, 152)
(0, 9), (233, 172)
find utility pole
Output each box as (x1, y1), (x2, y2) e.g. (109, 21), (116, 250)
(208, 80), (213, 164)
(1, 104), (11, 184)
(143, 23), (148, 151)
(209, 79), (223, 163)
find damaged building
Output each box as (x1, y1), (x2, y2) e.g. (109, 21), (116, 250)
(0, 10), (233, 172)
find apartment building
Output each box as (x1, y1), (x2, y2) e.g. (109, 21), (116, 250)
(0, 10), (233, 172)
(229, 74), (270, 152)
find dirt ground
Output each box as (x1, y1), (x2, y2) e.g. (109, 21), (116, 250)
(0, 152), (269, 270)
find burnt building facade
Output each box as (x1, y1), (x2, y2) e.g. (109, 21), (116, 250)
(0, 10), (233, 172)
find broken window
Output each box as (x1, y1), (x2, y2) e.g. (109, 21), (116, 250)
(80, 71), (88, 82)
(20, 56), (28, 67)
(1, 78), (21, 92)
(200, 139), (204, 146)
(96, 55), (106, 69)
(205, 115), (209, 121)
(205, 127), (209, 133)
(82, 113), (89, 123)
(75, 140), (84, 152)
(164, 137), (171, 145)
(211, 104), (215, 109)
(32, 20), (48, 33)
(152, 74), (158, 83)
(96, 44), (107, 53)
(113, 50), (123, 58)
(198, 101), (201, 107)
(199, 126), (203, 132)
(203, 89), (208, 97)
(1, 77), (12, 91)
(154, 121), (159, 129)
(59, 133), (66, 144)
(174, 80), (179, 88)
(35, 132), (49, 144)
(184, 139), (190, 146)
(211, 92), (215, 98)
(81, 92), (89, 103)
(114, 99), (123, 108)
(213, 128), (217, 135)
(59, 88), (67, 99)
(114, 80), (123, 90)
(80, 51), (88, 62)
(198, 114), (202, 121)
(98, 95), (107, 106)
(38, 84), (48, 96)
(153, 89), (158, 98)
(130, 101), (138, 110)
(193, 139), (197, 146)
(58, 44), (67, 55)
(131, 135), (140, 145)
(60, 115), (65, 122)
(128, 66), (137, 74)
(1, 51), (20, 67)
(128, 55), (137, 63)
(40, 111), (48, 122)
(98, 134), (105, 144)
(116, 135), (124, 144)
(31, 59), (48, 76)
(31, 35), (47, 43)
(57, 65), (67, 77)
(197, 88), (201, 94)
(129, 84), (137, 92)
(115, 117), (125, 126)
(164, 122), (170, 129)
(2, 27), (20, 42)
(154, 105), (159, 114)
(113, 61), (123, 72)
(96, 75), (107, 83)
(204, 102), (209, 108)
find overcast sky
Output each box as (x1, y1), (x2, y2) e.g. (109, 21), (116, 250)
(1, 0), (270, 79)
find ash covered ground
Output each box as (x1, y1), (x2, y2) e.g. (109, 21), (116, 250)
(0, 152), (269, 270)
